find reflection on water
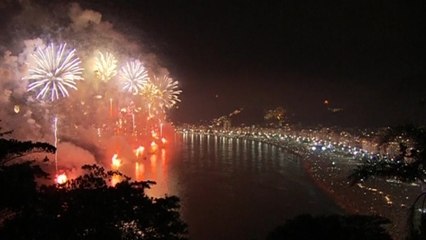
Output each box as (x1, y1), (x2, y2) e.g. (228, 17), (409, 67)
(117, 143), (171, 197)
(119, 132), (341, 240)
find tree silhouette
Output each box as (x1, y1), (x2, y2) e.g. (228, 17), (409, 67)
(347, 124), (426, 239)
(0, 164), (188, 240)
(0, 126), (55, 210)
(266, 214), (392, 240)
(0, 124), (187, 239)
(349, 124), (426, 184)
(0, 138), (56, 165)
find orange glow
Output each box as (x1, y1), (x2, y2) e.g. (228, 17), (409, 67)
(151, 130), (159, 139)
(111, 174), (121, 186)
(324, 99), (329, 105)
(135, 162), (145, 181)
(56, 173), (68, 185)
(112, 154), (121, 168)
(161, 137), (167, 145)
(150, 141), (158, 153)
(161, 149), (166, 166)
(109, 98), (113, 117)
(150, 154), (157, 172)
(134, 146), (145, 158)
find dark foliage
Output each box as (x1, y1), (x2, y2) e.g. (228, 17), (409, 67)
(0, 127), (12, 137)
(0, 161), (48, 209)
(407, 192), (426, 240)
(0, 164), (188, 240)
(348, 160), (426, 185)
(0, 130), (53, 210)
(0, 123), (55, 165)
(266, 214), (392, 240)
(348, 124), (426, 184)
(0, 128), (187, 239)
(0, 138), (56, 165)
(347, 124), (426, 239)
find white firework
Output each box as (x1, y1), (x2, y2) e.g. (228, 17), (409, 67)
(24, 43), (83, 101)
(119, 60), (149, 95)
(151, 74), (182, 109)
(94, 51), (117, 81)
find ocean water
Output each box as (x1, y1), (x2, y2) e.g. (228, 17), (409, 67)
(119, 132), (341, 240)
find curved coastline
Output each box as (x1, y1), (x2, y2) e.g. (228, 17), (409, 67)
(287, 145), (417, 240)
(251, 135), (416, 240)
(180, 128), (421, 240)
(241, 135), (354, 214)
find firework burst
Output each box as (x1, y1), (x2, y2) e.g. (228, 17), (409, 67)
(119, 60), (149, 95)
(140, 82), (161, 118)
(24, 43), (83, 101)
(141, 82), (160, 103)
(151, 74), (182, 109)
(94, 51), (117, 81)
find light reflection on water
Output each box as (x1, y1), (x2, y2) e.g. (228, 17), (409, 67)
(119, 132), (341, 240)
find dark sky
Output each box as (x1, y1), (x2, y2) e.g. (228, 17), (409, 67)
(3, 0), (426, 127)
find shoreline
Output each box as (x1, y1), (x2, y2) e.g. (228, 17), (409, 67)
(302, 158), (357, 215)
(179, 130), (421, 239)
(300, 151), (420, 240)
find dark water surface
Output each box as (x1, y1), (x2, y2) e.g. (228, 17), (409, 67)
(120, 132), (341, 240)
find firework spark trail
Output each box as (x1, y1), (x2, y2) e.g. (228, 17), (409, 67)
(24, 43), (84, 101)
(54, 116), (58, 172)
(94, 51), (117, 81)
(119, 60), (149, 95)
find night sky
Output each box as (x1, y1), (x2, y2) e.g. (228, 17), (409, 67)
(2, 0), (426, 127)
